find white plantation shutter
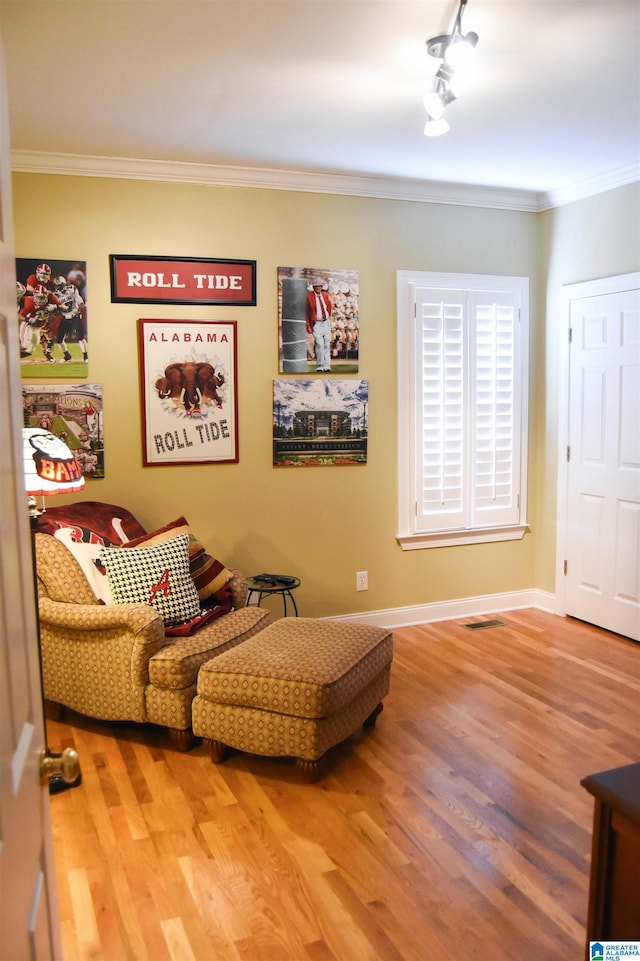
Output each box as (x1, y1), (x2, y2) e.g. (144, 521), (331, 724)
(416, 289), (466, 530)
(471, 291), (520, 527)
(402, 274), (528, 545)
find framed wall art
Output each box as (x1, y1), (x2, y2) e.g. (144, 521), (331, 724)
(273, 378), (368, 467)
(278, 266), (359, 374)
(22, 382), (104, 478)
(138, 319), (238, 466)
(111, 255), (256, 306)
(16, 258), (88, 378)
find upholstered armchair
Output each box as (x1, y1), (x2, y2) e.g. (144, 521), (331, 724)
(35, 502), (271, 749)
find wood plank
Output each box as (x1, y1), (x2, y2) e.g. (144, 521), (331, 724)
(46, 610), (639, 961)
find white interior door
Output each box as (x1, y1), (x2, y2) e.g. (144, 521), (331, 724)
(0, 34), (63, 961)
(563, 275), (640, 641)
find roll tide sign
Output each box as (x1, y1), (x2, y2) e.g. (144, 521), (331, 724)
(110, 255), (256, 306)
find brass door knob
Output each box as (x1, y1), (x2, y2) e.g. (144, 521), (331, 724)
(39, 747), (80, 785)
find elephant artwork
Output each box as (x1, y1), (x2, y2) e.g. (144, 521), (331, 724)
(140, 319), (238, 465)
(155, 362), (225, 416)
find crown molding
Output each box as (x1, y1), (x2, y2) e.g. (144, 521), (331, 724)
(537, 162), (640, 211)
(10, 150), (638, 212)
(10, 150), (541, 211)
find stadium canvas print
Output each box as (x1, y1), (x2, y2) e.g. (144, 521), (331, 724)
(22, 383), (104, 479)
(16, 258), (88, 378)
(273, 378), (368, 467)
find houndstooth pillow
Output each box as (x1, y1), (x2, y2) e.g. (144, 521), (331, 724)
(99, 533), (200, 626)
(122, 516), (233, 604)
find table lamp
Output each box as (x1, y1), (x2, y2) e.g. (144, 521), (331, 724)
(22, 426), (85, 793)
(23, 426), (85, 518)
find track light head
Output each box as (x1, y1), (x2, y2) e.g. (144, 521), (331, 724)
(424, 117), (450, 138)
(444, 30), (478, 70)
(423, 0), (478, 136)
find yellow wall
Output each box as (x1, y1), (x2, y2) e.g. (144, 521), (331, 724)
(12, 171), (637, 619)
(535, 181), (640, 593)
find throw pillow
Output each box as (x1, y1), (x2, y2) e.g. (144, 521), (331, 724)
(99, 533), (200, 626)
(123, 516), (233, 603)
(53, 530), (114, 604)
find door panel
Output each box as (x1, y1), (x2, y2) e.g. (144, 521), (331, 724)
(0, 35), (62, 961)
(565, 283), (640, 641)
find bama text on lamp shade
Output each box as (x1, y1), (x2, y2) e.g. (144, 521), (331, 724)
(23, 428), (85, 497)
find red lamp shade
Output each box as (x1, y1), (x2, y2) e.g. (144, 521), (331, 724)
(22, 427), (85, 498)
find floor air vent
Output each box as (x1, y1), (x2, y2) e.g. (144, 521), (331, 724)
(463, 619), (506, 630)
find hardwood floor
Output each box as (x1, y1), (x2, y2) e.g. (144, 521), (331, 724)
(46, 609), (639, 961)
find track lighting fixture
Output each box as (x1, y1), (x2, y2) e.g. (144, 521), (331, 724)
(424, 0), (478, 136)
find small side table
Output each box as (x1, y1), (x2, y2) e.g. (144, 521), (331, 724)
(247, 575), (300, 617)
(580, 762), (640, 956)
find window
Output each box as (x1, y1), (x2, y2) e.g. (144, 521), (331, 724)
(397, 271), (529, 549)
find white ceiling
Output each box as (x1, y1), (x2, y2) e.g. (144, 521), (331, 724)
(1, 0), (639, 209)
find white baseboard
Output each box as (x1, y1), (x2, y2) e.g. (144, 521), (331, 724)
(330, 589), (557, 628)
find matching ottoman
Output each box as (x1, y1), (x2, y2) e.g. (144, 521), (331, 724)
(191, 617), (393, 780)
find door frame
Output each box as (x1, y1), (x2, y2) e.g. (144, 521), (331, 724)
(555, 271), (640, 616)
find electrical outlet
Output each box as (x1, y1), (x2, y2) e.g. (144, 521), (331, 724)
(356, 570), (368, 591)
